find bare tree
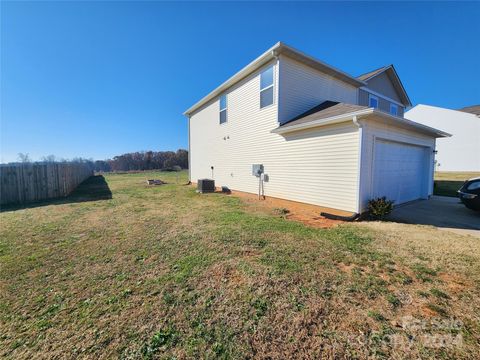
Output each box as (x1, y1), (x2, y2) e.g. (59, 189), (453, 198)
(17, 153), (31, 163)
(41, 154), (57, 163)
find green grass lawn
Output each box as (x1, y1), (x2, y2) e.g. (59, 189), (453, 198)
(434, 171), (480, 197)
(1, 171), (479, 359)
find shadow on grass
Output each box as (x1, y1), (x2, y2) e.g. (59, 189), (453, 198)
(0, 175), (112, 213)
(433, 180), (464, 197)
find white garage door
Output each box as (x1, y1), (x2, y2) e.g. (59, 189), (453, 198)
(373, 139), (428, 205)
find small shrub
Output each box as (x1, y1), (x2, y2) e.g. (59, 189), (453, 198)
(367, 197), (394, 220)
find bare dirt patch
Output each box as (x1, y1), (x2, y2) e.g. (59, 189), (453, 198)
(230, 189), (347, 229)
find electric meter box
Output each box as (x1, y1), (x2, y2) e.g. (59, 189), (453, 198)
(252, 164), (264, 177)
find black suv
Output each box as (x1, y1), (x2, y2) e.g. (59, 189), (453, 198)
(458, 177), (480, 211)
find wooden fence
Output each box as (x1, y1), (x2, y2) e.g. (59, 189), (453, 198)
(0, 163), (93, 206)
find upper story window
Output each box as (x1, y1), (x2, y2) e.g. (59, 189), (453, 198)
(260, 66), (274, 108)
(390, 103), (398, 116)
(368, 94), (379, 109)
(219, 94), (227, 124)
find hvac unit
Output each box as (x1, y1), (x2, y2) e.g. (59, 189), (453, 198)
(197, 179), (215, 193)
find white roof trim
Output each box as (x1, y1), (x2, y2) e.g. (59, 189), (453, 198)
(272, 108), (451, 138)
(184, 42), (366, 116)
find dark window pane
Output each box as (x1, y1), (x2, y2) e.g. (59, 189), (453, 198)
(220, 109), (227, 124)
(369, 97), (378, 108)
(260, 66), (274, 89)
(220, 95), (227, 110)
(260, 87), (274, 108)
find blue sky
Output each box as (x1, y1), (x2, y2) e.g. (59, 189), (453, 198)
(1, 1), (479, 163)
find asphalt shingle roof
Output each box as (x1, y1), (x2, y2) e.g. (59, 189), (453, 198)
(280, 101), (368, 129)
(356, 66), (388, 81)
(458, 105), (480, 116)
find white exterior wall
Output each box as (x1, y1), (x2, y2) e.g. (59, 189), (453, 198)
(358, 117), (436, 212)
(278, 56), (358, 123)
(189, 59), (361, 212)
(405, 105), (480, 171)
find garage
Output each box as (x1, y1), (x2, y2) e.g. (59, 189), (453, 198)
(373, 139), (429, 205)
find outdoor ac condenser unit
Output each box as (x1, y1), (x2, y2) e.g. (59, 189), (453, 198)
(197, 179), (215, 193)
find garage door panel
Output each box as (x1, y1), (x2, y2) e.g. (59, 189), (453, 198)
(373, 140), (428, 205)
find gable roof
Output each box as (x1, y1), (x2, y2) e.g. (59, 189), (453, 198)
(184, 42), (366, 116)
(458, 105), (480, 116)
(272, 101), (449, 138)
(357, 65), (412, 107)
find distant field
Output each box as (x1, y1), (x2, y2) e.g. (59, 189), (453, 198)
(434, 171), (480, 197)
(1, 170), (479, 358)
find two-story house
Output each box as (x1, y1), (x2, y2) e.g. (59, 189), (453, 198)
(184, 42), (449, 214)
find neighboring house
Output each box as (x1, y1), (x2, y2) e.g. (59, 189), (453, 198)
(405, 104), (480, 172)
(184, 42), (449, 214)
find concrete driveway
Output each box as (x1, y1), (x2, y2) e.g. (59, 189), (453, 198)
(387, 196), (480, 238)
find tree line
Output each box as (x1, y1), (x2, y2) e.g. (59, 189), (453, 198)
(94, 149), (188, 172)
(10, 149), (188, 173)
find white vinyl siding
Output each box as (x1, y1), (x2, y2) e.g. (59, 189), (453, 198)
(278, 56), (358, 124)
(189, 60), (360, 213)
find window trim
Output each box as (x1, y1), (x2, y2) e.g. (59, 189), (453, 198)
(260, 65), (275, 109)
(390, 103), (398, 116)
(368, 94), (379, 109)
(219, 94), (227, 124)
